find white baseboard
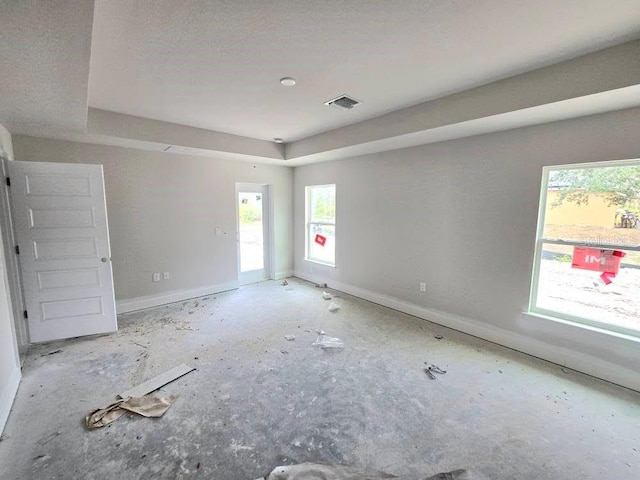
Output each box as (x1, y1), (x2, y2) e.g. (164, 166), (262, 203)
(274, 270), (293, 280)
(0, 366), (21, 435)
(116, 281), (239, 314)
(294, 271), (640, 392)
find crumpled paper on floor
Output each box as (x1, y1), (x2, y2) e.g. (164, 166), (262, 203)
(85, 395), (178, 430)
(257, 463), (469, 480)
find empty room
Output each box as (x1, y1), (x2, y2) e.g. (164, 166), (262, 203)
(1, 1), (639, 479)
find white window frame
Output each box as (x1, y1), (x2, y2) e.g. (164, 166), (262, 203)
(305, 184), (336, 267)
(529, 158), (640, 338)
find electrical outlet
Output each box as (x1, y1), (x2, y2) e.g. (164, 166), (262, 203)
(419, 282), (427, 292)
(152, 273), (161, 282)
(163, 272), (170, 280)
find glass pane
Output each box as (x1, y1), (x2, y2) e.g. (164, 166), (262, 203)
(309, 185), (336, 223)
(308, 224), (335, 265)
(544, 165), (640, 247)
(535, 242), (640, 333)
(238, 192), (263, 272)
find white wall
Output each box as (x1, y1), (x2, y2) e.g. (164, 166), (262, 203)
(294, 107), (640, 392)
(0, 123), (20, 435)
(12, 136), (294, 312)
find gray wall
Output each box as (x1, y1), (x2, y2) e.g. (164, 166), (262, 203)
(12, 136), (294, 304)
(294, 107), (640, 390)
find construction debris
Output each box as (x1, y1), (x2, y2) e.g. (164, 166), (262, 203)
(322, 291), (332, 300)
(118, 364), (195, 399)
(327, 302), (340, 312)
(85, 395), (177, 430)
(257, 463), (469, 479)
(313, 331), (344, 350)
(434, 335), (444, 340)
(40, 349), (62, 357)
(284, 335), (296, 341)
(281, 279), (289, 286)
(424, 363), (447, 380)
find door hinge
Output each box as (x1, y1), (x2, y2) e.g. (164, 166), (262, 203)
(14, 245), (19, 255)
(23, 310), (28, 319)
(5, 177), (10, 187)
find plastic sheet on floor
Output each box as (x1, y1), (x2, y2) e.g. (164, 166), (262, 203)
(256, 463), (469, 480)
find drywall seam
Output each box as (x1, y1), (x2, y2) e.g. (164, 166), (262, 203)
(116, 281), (239, 314)
(0, 365), (20, 435)
(294, 271), (640, 393)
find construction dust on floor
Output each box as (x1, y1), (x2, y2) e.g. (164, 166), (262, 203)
(0, 278), (638, 479)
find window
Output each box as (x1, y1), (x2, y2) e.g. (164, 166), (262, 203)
(529, 160), (640, 336)
(305, 184), (336, 266)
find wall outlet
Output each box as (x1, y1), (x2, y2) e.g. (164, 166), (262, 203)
(419, 282), (427, 292)
(163, 272), (170, 280)
(152, 273), (161, 282)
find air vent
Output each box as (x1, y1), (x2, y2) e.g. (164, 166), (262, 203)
(324, 94), (361, 110)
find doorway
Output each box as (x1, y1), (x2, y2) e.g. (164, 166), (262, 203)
(236, 183), (271, 285)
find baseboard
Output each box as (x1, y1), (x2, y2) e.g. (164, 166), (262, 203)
(294, 271), (640, 392)
(274, 270), (293, 281)
(116, 281), (239, 314)
(0, 366), (21, 435)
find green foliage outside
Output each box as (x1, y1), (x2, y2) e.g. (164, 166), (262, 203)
(310, 186), (336, 222)
(239, 196), (262, 223)
(550, 166), (640, 212)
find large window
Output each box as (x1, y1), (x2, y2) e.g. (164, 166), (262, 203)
(305, 184), (336, 266)
(530, 160), (640, 336)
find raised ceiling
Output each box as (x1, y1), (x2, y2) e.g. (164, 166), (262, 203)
(88, 0), (640, 143)
(1, 1), (640, 164)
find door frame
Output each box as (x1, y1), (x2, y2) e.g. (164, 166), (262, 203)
(236, 183), (274, 284)
(0, 157), (28, 361)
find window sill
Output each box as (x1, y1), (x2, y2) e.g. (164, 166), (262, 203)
(523, 310), (640, 343)
(305, 258), (336, 268)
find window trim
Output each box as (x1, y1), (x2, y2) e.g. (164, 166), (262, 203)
(528, 158), (640, 338)
(305, 184), (336, 267)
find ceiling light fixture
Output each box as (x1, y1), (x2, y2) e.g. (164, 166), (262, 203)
(280, 77), (296, 86)
(273, 138), (284, 144)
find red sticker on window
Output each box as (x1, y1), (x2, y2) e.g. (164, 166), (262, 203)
(571, 247), (622, 274)
(314, 234), (327, 246)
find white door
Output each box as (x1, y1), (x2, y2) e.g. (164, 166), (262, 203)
(237, 183), (271, 285)
(8, 161), (117, 342)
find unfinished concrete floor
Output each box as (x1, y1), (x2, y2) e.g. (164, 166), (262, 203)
(0, 278), (639, 479)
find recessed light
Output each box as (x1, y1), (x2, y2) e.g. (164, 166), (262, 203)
(273, 138), (284, 144)
(280, 77), (296, 86)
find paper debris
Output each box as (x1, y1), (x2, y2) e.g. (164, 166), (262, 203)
(86, 395), (177, 430)
(313, 332), (344, 350)
(119, 364), (195, 399)
(257, 462), (396, 479)
(322, 291), (332, 300)
(257, 463), (469, 480)
(284, 335), (296, 341)
(327, 302), (340, 312)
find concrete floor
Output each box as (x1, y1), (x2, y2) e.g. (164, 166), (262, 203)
(0, 278), (639, 479)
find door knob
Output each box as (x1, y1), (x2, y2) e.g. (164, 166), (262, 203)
(101, 257), (108, 262)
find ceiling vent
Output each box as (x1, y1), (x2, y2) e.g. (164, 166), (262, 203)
(324, 94), (361, 110)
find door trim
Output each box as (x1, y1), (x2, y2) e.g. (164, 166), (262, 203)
(236, 183), (272, 285)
